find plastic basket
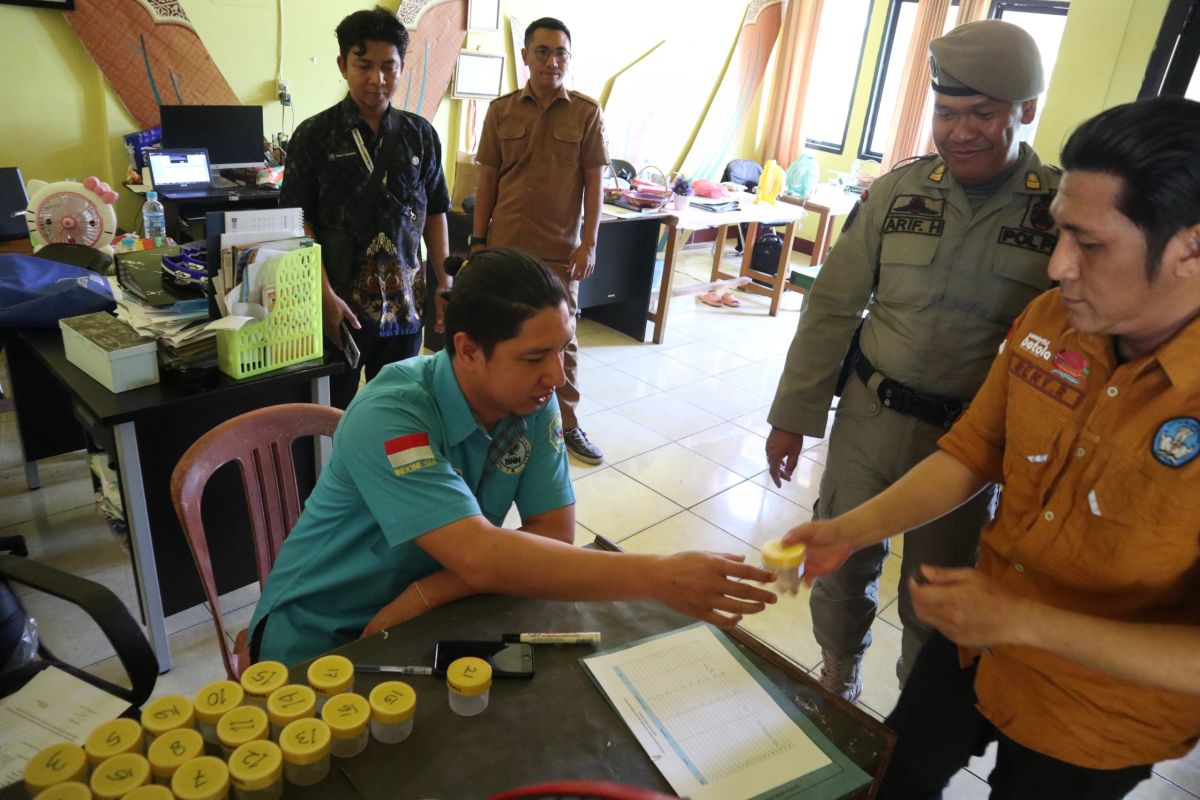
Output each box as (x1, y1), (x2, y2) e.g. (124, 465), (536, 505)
(217, 245), (323, 379)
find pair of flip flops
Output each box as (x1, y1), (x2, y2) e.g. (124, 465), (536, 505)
(699, 290), (741, 308)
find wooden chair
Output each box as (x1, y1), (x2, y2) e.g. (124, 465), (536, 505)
(170, 403), (342, 678)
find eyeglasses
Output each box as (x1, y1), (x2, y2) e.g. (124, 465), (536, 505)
(531, 46), (571, 63)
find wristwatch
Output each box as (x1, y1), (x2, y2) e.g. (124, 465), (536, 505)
(469, 235), (488, 246)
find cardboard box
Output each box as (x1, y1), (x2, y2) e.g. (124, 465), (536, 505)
(60, 312), (159, 393)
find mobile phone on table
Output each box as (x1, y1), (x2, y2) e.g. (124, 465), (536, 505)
(339, 319), (361, 369)
(433, 640), (535, 679)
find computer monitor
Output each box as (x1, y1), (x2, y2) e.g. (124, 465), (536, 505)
(160, 105), (266, 169)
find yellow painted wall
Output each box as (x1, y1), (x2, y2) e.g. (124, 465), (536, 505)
(1034, 0), (1170, 158)
(0, 0), (1172, 242)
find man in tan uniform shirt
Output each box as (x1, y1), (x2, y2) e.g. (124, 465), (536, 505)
(473, 16), (609, 464)
(766, 21), (1059, 700)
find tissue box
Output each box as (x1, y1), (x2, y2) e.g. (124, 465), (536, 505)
(60, 312), (159, 393)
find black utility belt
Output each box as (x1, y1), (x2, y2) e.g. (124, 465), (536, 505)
(855, 353), (965, 429)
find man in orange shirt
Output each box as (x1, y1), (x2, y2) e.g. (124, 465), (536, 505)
(783, 96), (1200, 798)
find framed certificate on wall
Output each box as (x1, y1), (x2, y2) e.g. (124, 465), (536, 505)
(467, 0), (500, 32)
(453, 51), (505, 99)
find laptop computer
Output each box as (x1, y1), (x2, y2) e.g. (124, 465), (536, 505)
(147, 148), (277, 201)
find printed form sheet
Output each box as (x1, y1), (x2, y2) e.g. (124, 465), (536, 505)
(583, 625), (833, 800)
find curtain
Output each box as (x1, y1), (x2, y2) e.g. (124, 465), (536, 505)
(956, 0), (989, 25)
(761, 0), (825, 166)
(881, 0), (952, 169)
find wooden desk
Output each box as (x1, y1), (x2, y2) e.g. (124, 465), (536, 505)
(649, 195), (809, 344)
(787, 186), (860, 267)
(285, 587), (894, 799)
(7, 330), (341, 672)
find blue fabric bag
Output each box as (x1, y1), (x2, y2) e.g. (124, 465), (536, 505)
(0, 254), (116, 328)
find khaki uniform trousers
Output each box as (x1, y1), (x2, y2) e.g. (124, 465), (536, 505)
(810, 373), (995, 685)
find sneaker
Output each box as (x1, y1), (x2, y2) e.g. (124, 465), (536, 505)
(819, 649), (863, 702)
(564, 427), (604, 465)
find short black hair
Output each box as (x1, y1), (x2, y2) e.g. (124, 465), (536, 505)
(441, 248), (570, 358)
(524, 17), (571, 47)
(1061, 96), (1200, 279)
(336, 7), (409, 63)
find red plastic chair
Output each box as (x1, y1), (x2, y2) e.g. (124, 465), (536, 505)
(170, 403), (342, 679)
(487, 782), (678, 800)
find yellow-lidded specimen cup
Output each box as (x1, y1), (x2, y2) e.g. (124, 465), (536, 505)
(305, 655), (353, 713)
(193, 680), (244, 747)
(265, 684), (315, 741)
(170, 756), (229, 800)
(320, 692), (369, 758)
(278, 718), (331, 786)
(140, 695), (196, 741)
(761, 539), (806, 594)
(239, 662), (287, 710)
(146, 727), (204, 785)
(368, 681), (416, 744)
(215, 705), (268, 760)
(85, 719), (144, 766)
(89, 753), (150, 799)
(446, 657), (491, 717)
(24, 742), (87, 797)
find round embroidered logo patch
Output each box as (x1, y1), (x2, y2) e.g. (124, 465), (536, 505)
(1152, 417), (1200, 468)
(549, 416), (565, 453)
(496, 435), (532, 475)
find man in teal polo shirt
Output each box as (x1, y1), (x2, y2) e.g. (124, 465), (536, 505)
(251, 249), (777, 664)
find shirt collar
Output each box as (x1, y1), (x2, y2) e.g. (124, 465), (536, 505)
(432, 350), (483, 446)
(923, 143), (1047, 195)
(1148, 313), (1200, 389)
(337, 94), (394, 134)
(519, 82), (571, 106)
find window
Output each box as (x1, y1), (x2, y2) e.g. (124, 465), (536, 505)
(858, 0), (959, 161)
(991, 1), (1069, 139)
(1140, 0), (1200, 99)
(802, 0), (874, 154)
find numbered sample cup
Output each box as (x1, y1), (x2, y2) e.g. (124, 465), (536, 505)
(320, 692), (370, 758)
(278, 718), (331, 786)
(146, 727), (204, 785)
(85, 719), (145, 766)
(194, 680), (245, 747)
(216, 705), (269, 760)
(31, 782), (90, 800)
(123, 785), (175, 800)
(306, 655), (353, 713)
(761, 539), (806, 595)
(265, 684), (316, 741)
(239, 662), (287, 709)
(170, 756), (229, 800)
(140, 695), (196, 742)
(446, 657), (492, 717)
(368, 681), (416, 744)
(89, 753), (150, 799)
(24, 743), (88, 797)
(228, 740), (284, 800)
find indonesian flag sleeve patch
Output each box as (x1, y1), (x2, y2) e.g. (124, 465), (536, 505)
(385, 433), (437, 476)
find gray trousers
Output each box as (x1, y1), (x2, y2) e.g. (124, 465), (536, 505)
(810, 375), (994, 685)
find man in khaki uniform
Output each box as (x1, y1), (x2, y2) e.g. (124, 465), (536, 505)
(765, 20), (1060, 700)
(473, 16), (609, 464)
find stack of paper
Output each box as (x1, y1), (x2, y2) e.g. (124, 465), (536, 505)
(109, 279), (218, 369)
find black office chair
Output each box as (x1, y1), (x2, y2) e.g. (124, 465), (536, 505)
(0, 552), (157, 708)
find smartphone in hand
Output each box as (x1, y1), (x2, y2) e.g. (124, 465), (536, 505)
(339, 319), (361, 369)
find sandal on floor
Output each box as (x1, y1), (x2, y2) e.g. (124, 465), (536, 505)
(720, 291), (741, 307)
(698, 290), (724, 307)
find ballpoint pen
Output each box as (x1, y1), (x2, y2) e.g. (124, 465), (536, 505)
(353, 665), (433, 676)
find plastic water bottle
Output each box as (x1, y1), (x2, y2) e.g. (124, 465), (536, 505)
(142, 190), (167, 244)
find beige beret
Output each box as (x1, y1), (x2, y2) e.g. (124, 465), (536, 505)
(929, 20), (1044, 102)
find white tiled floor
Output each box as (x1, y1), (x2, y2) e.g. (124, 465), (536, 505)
(2, 247), (1197, 798)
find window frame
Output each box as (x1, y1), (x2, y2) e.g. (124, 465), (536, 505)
(1140, 0), (1200, 98)
(857, 0), (916, 162)
(989, 0), (1070, 19)
(803, 0), (876, 155)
